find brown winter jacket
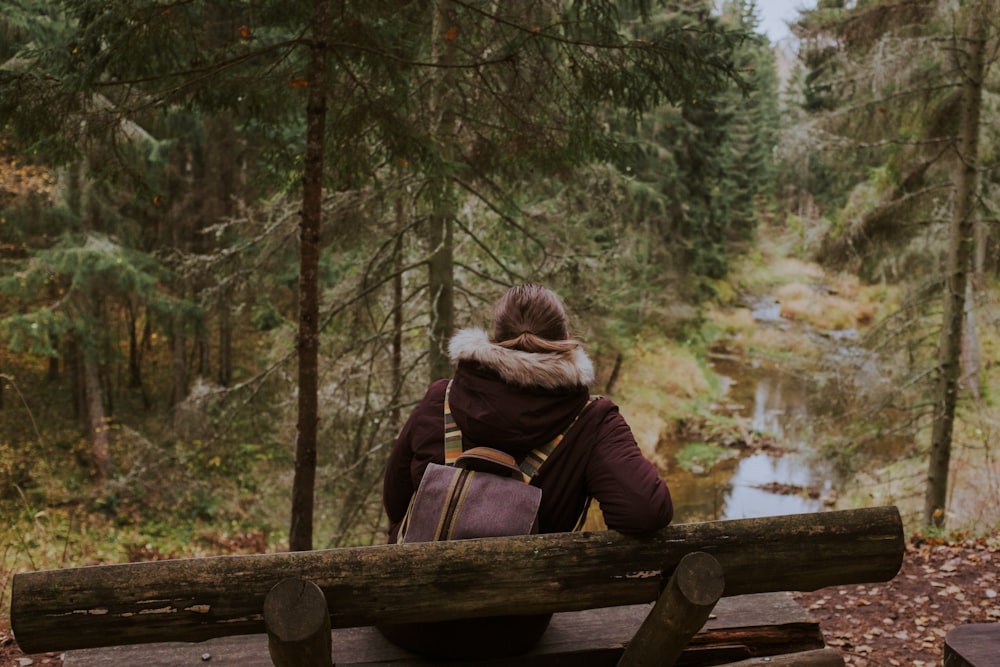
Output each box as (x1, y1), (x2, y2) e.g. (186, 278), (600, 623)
(383, 328), (673, 543)
(379, 328), (672, 659)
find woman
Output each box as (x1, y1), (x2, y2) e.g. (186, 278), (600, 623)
(380, 284), (673, 658)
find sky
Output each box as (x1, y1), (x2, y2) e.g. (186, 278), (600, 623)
(756, 0), (816, 44)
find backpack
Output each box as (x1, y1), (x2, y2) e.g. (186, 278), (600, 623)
(398, 381), (591, 543)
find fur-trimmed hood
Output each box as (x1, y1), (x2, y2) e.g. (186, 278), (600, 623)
(448, 328), (595, 389)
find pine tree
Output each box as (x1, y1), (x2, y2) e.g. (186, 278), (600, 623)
(0, 232), (177, 482)
(557, 0), (770, 299)
(787, 0), (1000, 527)
(924, 0), (989, 527)
(1, 0), (747, 546)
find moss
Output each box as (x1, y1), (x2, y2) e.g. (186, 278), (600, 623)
(676, 441), (736, 473)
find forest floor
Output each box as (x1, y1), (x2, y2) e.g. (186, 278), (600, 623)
(793, 533), (999, 666)
(2, 533), (998, 666)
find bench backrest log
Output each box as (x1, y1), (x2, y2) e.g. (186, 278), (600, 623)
(11, 505), (905, 654)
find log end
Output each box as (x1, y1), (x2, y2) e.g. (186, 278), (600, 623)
(264, 577), (330, 643)
(676, 551), (726, 607)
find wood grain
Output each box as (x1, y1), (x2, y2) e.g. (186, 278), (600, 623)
(618, 551), (724, 667)
(14, 506), (904, 653)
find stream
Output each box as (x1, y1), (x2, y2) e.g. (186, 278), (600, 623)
(659, 297), (846, 524)
(660, 359), (837, 524)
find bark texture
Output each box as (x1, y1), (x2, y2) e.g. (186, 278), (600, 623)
(924, 3), (986, 527)
(617, 551), (725, 667)
(264, 578), (333, 667)
(426, 0), (458, 383)
(290, 0), (333, 552)
(83, 351), (111, 483)
(12, 506), (904, 653)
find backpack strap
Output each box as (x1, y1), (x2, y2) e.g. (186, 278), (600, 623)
(517, 398), (594, 482)
(443, 380), (464, 466)
(443, 380), (593, 482)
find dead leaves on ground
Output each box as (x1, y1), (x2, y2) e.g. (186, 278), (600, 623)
(794, 534), (999, 666)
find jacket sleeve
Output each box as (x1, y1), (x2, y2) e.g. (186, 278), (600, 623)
(382, 379), (450, 541)
(585, 406), (673, 534)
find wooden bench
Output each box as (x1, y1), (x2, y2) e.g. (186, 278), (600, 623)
(945, 623), (1000, 666)
(11, 506), (906, 667)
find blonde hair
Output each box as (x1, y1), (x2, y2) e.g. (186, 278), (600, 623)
(491, 284), (580, 353)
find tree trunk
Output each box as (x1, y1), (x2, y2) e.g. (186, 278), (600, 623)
(924, 3), (986, 527)
(218, 295), (232, 387)
(47, 346), (59, 382)
(391, 226), (404, 434)
(83, 349), (111, 484)
(960, 281), (981, 399)
(123, 302), (151, 409)
(66, 336), (85, 421)
(206, 112), (239, 388)
(170, 308), (188, 407)
(289, 0), (332, 553)
(426, 0), (458, 383)
(125, 302), (142, 389)
(427, 209), (454, 382)
(196, 320), (209, 379)
(11, 506), (904, 653)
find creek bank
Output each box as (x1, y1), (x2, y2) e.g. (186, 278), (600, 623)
(650, 267), (889, 524)
(657, 247), (998, 534)
(655, 350), (840, 523)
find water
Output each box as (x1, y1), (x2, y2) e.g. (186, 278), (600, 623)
(661, 359), (835, 523)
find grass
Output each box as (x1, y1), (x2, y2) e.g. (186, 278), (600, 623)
(0, 488), (281, 618)
(675, 441), (737, 473)
(0, 357), (291, 620)
(611, 332), (718, 466)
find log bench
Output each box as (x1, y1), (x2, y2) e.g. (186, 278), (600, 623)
(944, 623), (1000, 666)
(11, 506), (906, 667)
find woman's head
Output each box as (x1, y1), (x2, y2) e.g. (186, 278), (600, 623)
(492, 284), (578, 353)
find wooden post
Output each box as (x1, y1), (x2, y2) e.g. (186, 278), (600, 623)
(617, 551), (724, 667)
(11, 506), (905, 653)
(264, 578), (333, 667)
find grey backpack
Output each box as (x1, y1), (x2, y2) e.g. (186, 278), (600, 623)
(398, 381), (591, 543)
